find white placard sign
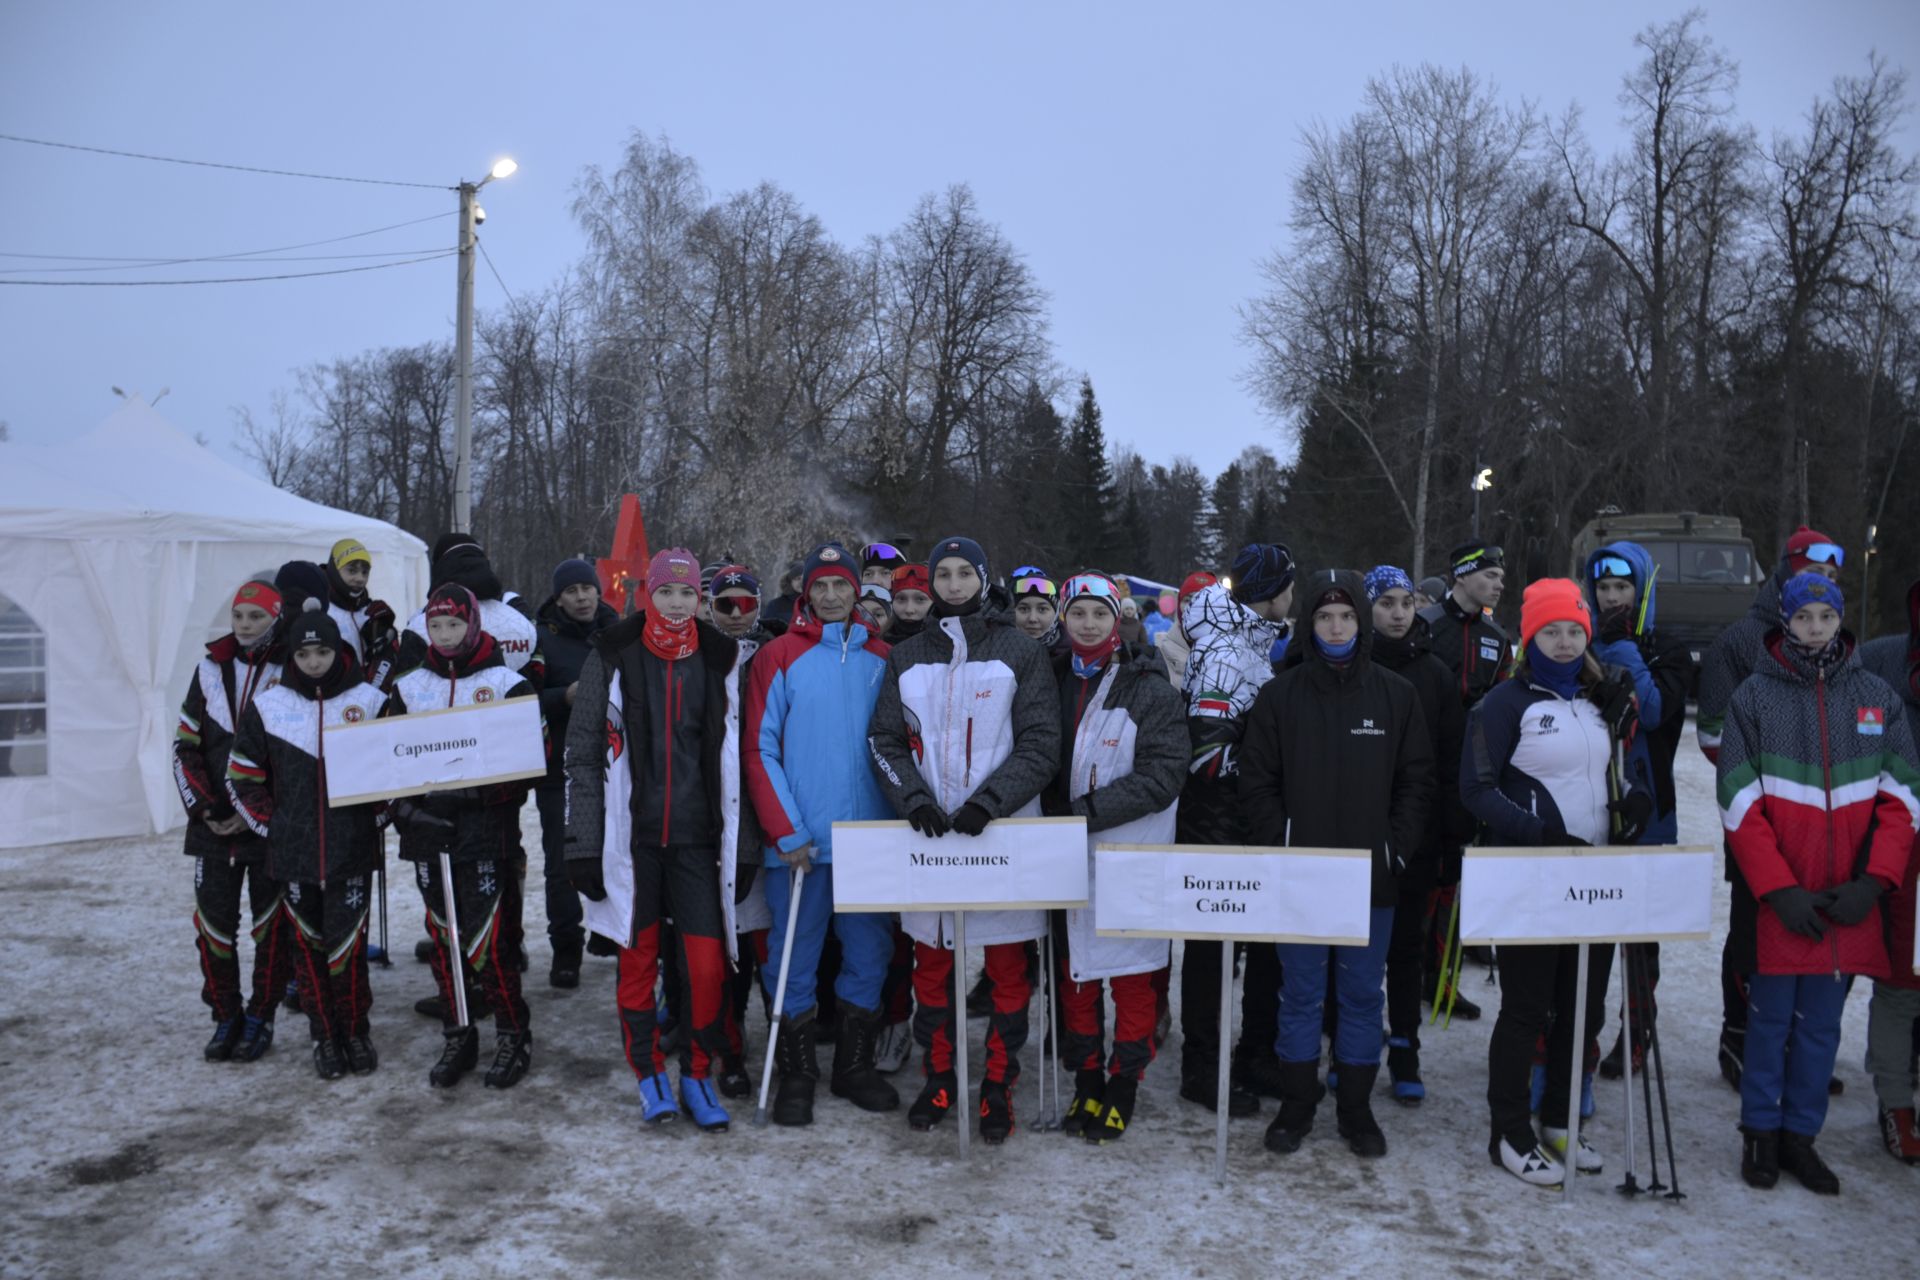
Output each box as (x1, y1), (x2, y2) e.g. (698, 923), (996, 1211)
(830, 817), (1088, 911)
(323, 697), (546, 807)
(1093, 844), (1373, 944)
(1460, 844), (1715, 945)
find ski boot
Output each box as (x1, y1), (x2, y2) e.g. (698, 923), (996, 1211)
(1386, 1037), (1424, 1106)
(680, 1076), (730, 1132)
(1061, 1068), (1107, 1138)
(429, 1026), (480, 1088)
(1090, 1075), (1136, 1143)
(236, 1015), (275, 1063)
(638, 1071), (679, 1124)
(1879, 1107), (1920, 1165)
(344, 1034), (378, 1076)
(484, 1030), (532, 1088)
(312, 1037), (349, 1081)
(1543, 1125), (1603, 1173)
(908, 1070), (957, 1131)
(979, 1079), (1014, 1144)
(1492, 1135), (1564, 1188)
(204, 1014), (244, 1062)
(830, 1004), (901, 1112)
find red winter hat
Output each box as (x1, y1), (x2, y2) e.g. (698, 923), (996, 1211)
(891, 563), (930, 596)
(1179, 571), (1219, 602)
(1520, 578), (1592, 649)
(646, 547), (701, 597)
(1783, 526), (1841, 575)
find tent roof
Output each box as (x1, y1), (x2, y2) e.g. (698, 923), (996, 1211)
(0, 398), (421, 547)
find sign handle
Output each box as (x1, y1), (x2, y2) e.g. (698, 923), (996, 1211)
(953, 910), (970, 1159)
(437, 851), (470, 1030)
(1617, 942), (1640, 1196)
(1214, 941), (1233, 1184)
(1562, 941), (1590, 1203)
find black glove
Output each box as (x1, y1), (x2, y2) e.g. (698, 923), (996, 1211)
(1765, 886), (1827, 940)
(1588, 676), (1639, 742)
(950, 802), (993, 837)
(1437, 846), (1464, 888)
(1609, 792), (1653, 844)
(1820, 876), (1886, 927)
(908, 805), (949, 838)
(568, 859), (607, 902)
(392, 798), (456, 842)
(1597, 606), (1633, 646)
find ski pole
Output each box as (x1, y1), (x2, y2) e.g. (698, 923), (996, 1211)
(1561, 941), (1591, 1205)
(1429, 892), (1460, 1028)
(1616, 941), (1640, 1197)
(953, 909), (971, 1159)
(1645, 978), (1684, 1201)
(436, 851), (470, 1030)
(752, 863), (808, 1128)
(1634, 948), (1666, 1194)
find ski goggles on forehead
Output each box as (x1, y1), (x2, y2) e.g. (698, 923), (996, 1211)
(1059, 574), (1121, 603)
(861, 542), (904, 563)
(711, 595), (758, 616)
(1011, 565), (1046, 579)
(1452, 546), (1504, 575)
(1013, 576), (1057, 598)
(1800, 542), (1845, 567)
(1591, 555), (1635, 581)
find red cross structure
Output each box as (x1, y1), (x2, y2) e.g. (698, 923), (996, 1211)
(596, 494), (650, 613)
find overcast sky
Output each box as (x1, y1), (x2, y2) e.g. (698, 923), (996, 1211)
(2, 1), (1915, 480)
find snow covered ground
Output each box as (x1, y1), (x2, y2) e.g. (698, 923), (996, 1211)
(3, 724), (1914, 1279)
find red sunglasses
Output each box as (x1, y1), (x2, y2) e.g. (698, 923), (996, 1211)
(711, 596), (759, 616)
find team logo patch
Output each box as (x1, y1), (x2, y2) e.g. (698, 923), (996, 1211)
(475, 686), (494, 703)
(819, 547), (841, 561)
(343, 705), (365, 723)
(1858, 707), (1885, 736)
(607, 720), (625, 762)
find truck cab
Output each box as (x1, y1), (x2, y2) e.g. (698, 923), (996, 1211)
(1570, 510), (1758, 667)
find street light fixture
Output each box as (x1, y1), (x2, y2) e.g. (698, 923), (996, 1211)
(452, 155), (517, 534)
(1470, 466), (1494, 538)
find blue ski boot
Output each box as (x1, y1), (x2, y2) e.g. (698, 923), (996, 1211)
(638, 1071), (680, 1124)
(680, 1076), (730, 1132)
(1387, 1038), (1425, 1106)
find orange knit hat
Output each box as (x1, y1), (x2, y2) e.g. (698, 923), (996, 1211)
(1519, 578), (1592, 649)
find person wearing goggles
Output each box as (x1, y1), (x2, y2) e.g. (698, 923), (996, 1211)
(889, 564), (934, 641)
(858, 583), (894, 639)
(1011, 569), (1061, 647)
(861, 542), (907, 588)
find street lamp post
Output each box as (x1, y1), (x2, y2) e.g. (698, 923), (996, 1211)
(452, 157), (517, 535)
(1470, 465), (1495, 539)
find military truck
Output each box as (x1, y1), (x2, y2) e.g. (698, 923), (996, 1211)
(1570, 509), (1758, 665)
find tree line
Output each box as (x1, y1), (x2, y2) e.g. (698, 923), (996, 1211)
(242, 11), (1919, 630)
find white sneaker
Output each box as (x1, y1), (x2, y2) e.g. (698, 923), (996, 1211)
(875, 1020), (912, 1075)
(1497, 1137), (1566, 1187)
(1543, 1126), (1604, 1174)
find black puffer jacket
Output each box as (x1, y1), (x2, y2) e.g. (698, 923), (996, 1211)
(1240, 571), (1434, 908)
(1369, 617), (1472, 886)
(534, 595), (621, 789)
(175, 634), (285, 863)
(1418, 593), (1509, 708)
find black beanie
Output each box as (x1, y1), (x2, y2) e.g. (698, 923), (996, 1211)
(274, 560), (330, 615)
(285, 598), (343, 652)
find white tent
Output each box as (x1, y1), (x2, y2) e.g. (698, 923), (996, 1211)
(0, 397), (428, 848)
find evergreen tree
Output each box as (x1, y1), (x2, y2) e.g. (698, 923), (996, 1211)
(1208, 462), (1246, 564)
(1062, 376), (1115, 567)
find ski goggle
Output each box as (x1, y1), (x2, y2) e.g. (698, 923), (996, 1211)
(1011, 565), (1047, 580)
(1591, 555), (1634, 582)
(1059, 573), (1121, 605)
(1013, 576), (1057, 599)
(861, 542), (904, 565)
(1798, 542), (1845, 568)
(711, 595), (758, 616)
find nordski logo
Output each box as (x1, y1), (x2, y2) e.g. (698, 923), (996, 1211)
(1858, 707), (1885, 736)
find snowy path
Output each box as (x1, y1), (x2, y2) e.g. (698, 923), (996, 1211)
(2, 724), (1913, 1279)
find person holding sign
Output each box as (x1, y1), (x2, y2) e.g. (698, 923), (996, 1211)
(225, 603), (388, 1081)
(1717, 572), (1920, 1193)
(1041, 572), (1186, 1142)
(1240, 570), (1433, 1159)
(389, 585), (545, 1091)
(869, 535), (1062, 1144)
(175, 575), (293, 1063)
(740, 544), (901, 1125)
(1462, 579), (1652, 1187)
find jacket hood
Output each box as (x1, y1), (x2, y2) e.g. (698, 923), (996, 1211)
(537, 594), (619, 640)
(1295, 569), (1373, 674)
(1180, 582), (1281, 655)
(1759, 627), (1859, 686)
(432, 544), (504, 601)
(1585, 540), (1659, 635)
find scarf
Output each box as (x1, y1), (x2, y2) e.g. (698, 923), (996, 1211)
(1314, 633), (1359, 666)
(643, 611), (700, 661)
(1526, 640), (1585, 700)
(1783, 633), (1844, 673)
(425, 584), (484, 664)
(425, 631), (499, 679)
(1070, 630), (1122, 678)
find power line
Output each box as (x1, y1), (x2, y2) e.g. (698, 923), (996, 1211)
(0, 210), (453, 264)
(0, 251), (457, 287)
(478, 237), (516, 307)
(0, 132), (449, 190)
(4, 247), (450, 274)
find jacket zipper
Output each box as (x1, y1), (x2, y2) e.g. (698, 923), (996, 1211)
(1816, 668), (1840, 976)
(964, 717), (974, 787)
(315, 695), (328, 886)
(662, 658), (677, 847)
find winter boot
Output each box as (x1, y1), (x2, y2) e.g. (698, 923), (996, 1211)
(549, 946), (582, 990)
(312, 1037), (349, 1081)
(1777, 1131), (1840, 1195)
(1062, 1068), (1108, 1138)
(771, 1011), (819, 1127)
(908, 1071), (958, 1131)
(965, 971), (994, 1019)
(414, 938), (436, 963)
(1386, 1037), (1424, 1106)
(1233, 1044), (1286, 1099)
(344, 1034), (378, 1076)
(429, 1026), (480, 1088)
(680, 1076), (730, 1132)
(830, 1004), (901, 1112)
(204, 1014), (244, 1062)
(716, 1053), (752, 1100)
(1879, 1107), (1920, 1165)
(1491, 1135), (1565, 1188)
(284, 979), (302, 1015)
(1426, 979), (1481, 1020)
(236, 1015), (275, 1063)
(1090, 1075), (1137, 1143)
(484, 1030), (533, 1088)
(874, 1019), (913, 1075)
(1181, 1061), (1259, 1117)
(1262, 1060), (1325, 1155)
(1741, 1126), (1781, 1189)
(1542, 1125), (1603, 1174)
(638, 1071), (679, 1124)
(1334, 1062), (1387, 1158)
(1718, 1028), (1745, 1091)
(1599, 1029), (1647, 1080)
(979, 1079), (1014, 1144)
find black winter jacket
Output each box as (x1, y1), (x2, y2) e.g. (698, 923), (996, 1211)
(534, 595), (621, 788)
(1418, 593), (1510, 708)
(1240, 571), (1435, 908)
(174, 634), (283, 864)
(1369, 619), (1473, 886)
(1043, 649), (1186, 831)
(562, 614), (737, 862)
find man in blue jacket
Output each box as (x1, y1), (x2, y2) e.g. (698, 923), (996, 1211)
(742, 543), (900, 1126)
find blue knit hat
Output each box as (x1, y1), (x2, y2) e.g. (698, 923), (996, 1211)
(1229, 543), (1295, 604)
(1780, 571), (1844, 626)
(802, 543), (859, 594)
(1364, 565), (1415, 603)
(928, 536), (989, 595)
(551, 558), (599, 596)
